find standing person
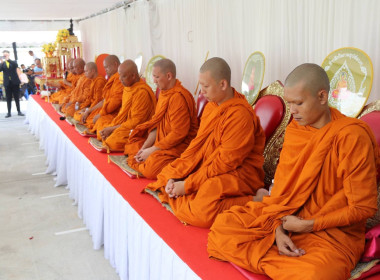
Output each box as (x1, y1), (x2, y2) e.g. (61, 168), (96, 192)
(0, 50), (24, 117)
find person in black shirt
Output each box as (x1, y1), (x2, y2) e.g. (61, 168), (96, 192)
(0, 50), (24, 117)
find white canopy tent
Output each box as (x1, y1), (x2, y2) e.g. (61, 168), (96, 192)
(1, 0), (379, 101)
(82, 0), (379, 103)
(79, 0), (380, 103)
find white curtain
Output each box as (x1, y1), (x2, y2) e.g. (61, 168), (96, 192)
(79, 0), (380, 102)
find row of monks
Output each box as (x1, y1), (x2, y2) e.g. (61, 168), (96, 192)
(47, 55), (379, 279)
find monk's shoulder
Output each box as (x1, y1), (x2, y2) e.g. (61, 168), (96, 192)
(95, 77), (106, 86)
(168, 91), (190, 107)
(220, 105), (254, 128)
(334, 121), (374, 149)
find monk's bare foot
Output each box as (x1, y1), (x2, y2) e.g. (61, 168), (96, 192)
(165, 179), (175, 197)
(172, 181), (185, 198)
(253, 188), (269, 202)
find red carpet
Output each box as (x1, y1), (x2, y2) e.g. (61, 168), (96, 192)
(32, 95), (257, 280)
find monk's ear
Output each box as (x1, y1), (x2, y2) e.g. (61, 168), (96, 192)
(317, 89), (329, 105)
(166, 71), (173, 81)
(220, 79), (228, 91)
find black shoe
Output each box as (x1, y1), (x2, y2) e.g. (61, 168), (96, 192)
(18, 112), (25, 116)
(5, 113), (11, 118)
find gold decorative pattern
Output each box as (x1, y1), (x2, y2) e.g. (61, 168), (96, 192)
(74, 123), (95, 136)
(89, 137), (107, 152)
(65, 116), (77, 126)
(357, 100), (380, 119)
(253, 80), (291, 186)
(144, 188), (174, 214)
(108, 155), (144, 178)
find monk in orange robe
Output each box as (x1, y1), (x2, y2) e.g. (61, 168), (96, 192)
(93, 59), (157, 152)
(146, 57), (266, 227)
(73, 62), (106, 122)
(80, 55), (123, 131)
(124, 58), (198, 179)
(50, 60), (80, 104)
(60, 59), (92, 117)
(208, 63), (379, 280)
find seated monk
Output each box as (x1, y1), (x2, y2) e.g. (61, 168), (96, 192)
(94, 59), (156, 152)
(81, 55), (124, 132)
(73, 62), (106, 122)
(124, 58), (198, 179)
(50, 60), (79, 104)
(208, 63), (379, 280)
(146, 57), (267, 227)
(60, 59), (92, 117)
(46, 58), (73, 90)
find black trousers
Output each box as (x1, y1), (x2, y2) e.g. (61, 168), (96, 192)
(5, 83), (21, 114)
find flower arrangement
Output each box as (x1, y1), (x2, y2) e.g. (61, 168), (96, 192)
(42, 43), (56, 57)
(56, 29), (70, 43)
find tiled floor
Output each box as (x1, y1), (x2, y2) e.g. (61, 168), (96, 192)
(0, 100), (119, 280)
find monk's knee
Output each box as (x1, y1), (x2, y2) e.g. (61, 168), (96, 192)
(178, 207), (216, 228)
(303, 262), (348, 280)
(140, 164), (159, 180)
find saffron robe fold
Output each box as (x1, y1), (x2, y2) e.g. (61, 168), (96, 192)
(101, 79), (157, 151)
(208, 108), (379, 280)
(50, 73), (78, 103)
(147, 89), (266, 227)
(73, 75), (107, 122)
(124, 79), (198, 179)
(61, 74), (92, 117)
(84, 73), (124, 130)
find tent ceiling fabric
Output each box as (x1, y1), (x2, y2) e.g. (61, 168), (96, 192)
(0, 0), (124, 21)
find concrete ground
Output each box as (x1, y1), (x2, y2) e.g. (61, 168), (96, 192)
(0, 99), (119, 280)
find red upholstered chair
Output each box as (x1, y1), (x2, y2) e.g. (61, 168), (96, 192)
(95, 53), (109, 79)
(155, 87), (161, 100)
(196, 91), (208, 123)
(254, 95), (284, 141)
(252, 81), (291, 186)
(358, 100), (380, 183)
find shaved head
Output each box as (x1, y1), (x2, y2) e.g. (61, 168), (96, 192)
(74, 58), (86, 75)
(104, 54), (120, 77)
(118, 59), (140, 87)
(119, 59), (138, 76)
(153, 58), (176, 78)
(74, 58), (85, 68)
(85, 62), (97, 72)
(104, 54), (120, 65)
(285, 63), (330, 96)
(200, 57), (231, 85)
(84, 62), (98, 79)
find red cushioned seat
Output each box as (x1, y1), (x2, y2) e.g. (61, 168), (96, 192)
(197, 92), (208, 122)
(155, 87), (161, 100)
(361, 111), (380, 147)
(360, 111), (380, 181)
(254, 95), (284, 142)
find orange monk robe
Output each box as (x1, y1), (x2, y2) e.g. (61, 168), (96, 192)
(84, 73), (124, 130)
(61, 75), (92, 117)
(124, 79), (198, 179)
(73, 75), (106, 122)
(208, 108), (380, 280)
(90, 79), (154, 137)
(146, 90), (265, 227)
(100, 79), (157, 151)
(49, 72), (74, 103)
(50, 73), (80, 104)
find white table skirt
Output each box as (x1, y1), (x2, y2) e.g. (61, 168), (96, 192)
(26, 97), (200, 280)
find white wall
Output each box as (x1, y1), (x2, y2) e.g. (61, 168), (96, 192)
(79, 0), (380, 102)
